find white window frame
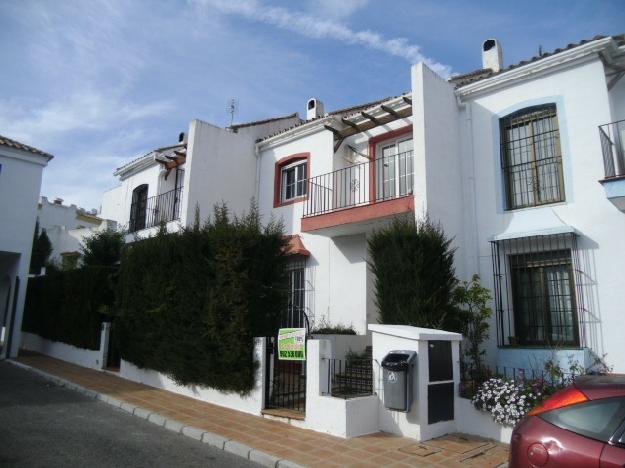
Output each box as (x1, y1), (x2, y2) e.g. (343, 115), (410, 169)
(376, 136), (413, 200)
(281, 160), (307, 202)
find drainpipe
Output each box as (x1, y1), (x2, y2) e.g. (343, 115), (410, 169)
(254, 143), (261, 203)
(456, 95), (481, 277)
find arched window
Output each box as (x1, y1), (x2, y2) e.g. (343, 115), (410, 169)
(500, 104), (565, 210)
(129, 184), (148, 232)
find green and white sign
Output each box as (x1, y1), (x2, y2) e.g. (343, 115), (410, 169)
(277, 328), (306, 361)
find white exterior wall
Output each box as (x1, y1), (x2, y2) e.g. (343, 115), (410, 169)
(412, 63), (467, 279)
(257, 117), (415, 333)
(100, 163), (164, 229)
(0, 146), (49, 357)
(459, 58), (625, 372)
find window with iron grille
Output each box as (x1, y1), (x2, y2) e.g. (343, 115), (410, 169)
(284, 258), (306, 329)
(500, 104), (565, 210)
(510, 250), (579, 346)
(490, 233), (586, 348)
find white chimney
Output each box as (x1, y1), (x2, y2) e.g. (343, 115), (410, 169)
(482, 39), (503, 72)
(306, 98), (325, 120)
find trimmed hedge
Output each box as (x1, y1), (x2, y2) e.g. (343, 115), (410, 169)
(22, 266), (117, 350)
(116, 206), (288, 393)
(368, 216), (461, 331)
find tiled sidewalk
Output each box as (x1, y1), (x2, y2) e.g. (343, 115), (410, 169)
(14, 353), (509, 467)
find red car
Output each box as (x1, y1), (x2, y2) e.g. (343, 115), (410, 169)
(510, 375), (625, 467)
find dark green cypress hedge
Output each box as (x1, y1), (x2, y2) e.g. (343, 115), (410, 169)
(22, 266), (117, 350)
(116, 206), (288, 394)
(368, 216), (461, 331)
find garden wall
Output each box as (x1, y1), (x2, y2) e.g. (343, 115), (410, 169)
(310, 334), (369, 360)
(302, 340), (379, 438)
(455, 397), (513, 443)
(119, 337), (267, 416)
(20, 324), (109, 371)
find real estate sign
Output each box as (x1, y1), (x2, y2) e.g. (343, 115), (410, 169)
(277, 328), (306, 361)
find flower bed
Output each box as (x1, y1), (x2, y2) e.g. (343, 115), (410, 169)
(471, 377), (540, 426)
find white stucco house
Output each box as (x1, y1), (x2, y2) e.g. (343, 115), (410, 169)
(101, 34), (625, 374)
(36, 195), (114, 270)
(0, 134), (53, 358)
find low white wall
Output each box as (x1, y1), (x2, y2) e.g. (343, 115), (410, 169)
(303, 339), (378, 438)
(455, 397), (513, 443)
(20, 332), (105, 370)
(119, 337), (266, 416)
(311, 334), (369, 360)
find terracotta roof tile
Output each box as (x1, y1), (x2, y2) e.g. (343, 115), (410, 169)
(0, 134), (53, 159)
(229, 112), (301, 129)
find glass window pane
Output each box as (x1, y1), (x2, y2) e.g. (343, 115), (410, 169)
(541, 398), (625, 443)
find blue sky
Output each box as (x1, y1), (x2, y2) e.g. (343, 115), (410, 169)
(1, 0), (623, 210)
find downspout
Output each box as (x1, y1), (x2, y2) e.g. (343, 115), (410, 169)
(254, 142), (261, 203)
(456, 94), (481, 277)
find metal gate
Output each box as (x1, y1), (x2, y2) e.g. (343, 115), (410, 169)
(264, 337), (307, 413)
(264, 257), (309, 414)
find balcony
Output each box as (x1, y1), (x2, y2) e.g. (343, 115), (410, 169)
(598, 119), (625, 211)
(129, 186), (183, 233)
(301, 151), (415, 236)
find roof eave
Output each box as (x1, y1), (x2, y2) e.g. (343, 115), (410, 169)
(456, 36), (614, 99)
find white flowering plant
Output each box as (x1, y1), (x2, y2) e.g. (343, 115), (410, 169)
(471, 377), (542, 427)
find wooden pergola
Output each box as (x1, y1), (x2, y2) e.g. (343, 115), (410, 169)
(325, 95), (413, 152)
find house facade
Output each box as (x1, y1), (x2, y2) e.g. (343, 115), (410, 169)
(0, 134), (53, 358)
(37, 196), (109, 270)
(101, 34), (625, 374)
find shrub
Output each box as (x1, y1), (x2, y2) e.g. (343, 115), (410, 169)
(22, 266), (116, 350)
(29, 220), (52, 274)
(455, 274), (492, 381)
(116, 204), (288, 393)
(472, 377), (540, 427)
(81, 228), (125, 267)
(368, 216), (460, 331)
(312, 319), (356, 335)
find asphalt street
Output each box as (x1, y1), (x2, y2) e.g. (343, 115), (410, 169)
(0, 362), (259, 467)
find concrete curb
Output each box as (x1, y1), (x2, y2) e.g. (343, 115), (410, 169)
(7, 359), (303, 468)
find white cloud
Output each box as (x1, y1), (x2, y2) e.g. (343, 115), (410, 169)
(192, 0), (452, 77)
(0, 90), (174, 146)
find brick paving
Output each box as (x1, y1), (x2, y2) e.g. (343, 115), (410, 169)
(14, 353), (509, 467)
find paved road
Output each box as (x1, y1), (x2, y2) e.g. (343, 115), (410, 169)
(0, 362), (259, 468)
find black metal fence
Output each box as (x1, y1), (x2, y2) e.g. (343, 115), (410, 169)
(129, 186), (183, 232)
(327, 357), (374, 399)
(460, 365), (582, 398)
(599, 119), (625, 178)
(303, 150), (413, 217)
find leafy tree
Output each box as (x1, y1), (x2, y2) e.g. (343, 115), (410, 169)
(368, 216), (459, 331)
(81, 228), (125, 267)
(29, 220), (53, 274)
(454, 274), (492, 380)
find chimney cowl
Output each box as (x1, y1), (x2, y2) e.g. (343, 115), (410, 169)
(53, 197), (64, 205)
(306, 98), (325, 120)
(482, 38), (503, 73)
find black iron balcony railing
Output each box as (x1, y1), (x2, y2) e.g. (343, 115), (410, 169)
(599, 119), (625, 178)
(303, 150), (414, 217)
(129, 186), (183, 233)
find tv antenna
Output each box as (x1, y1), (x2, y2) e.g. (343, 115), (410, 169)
(227, 98), (239, 126)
